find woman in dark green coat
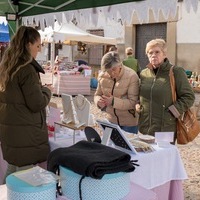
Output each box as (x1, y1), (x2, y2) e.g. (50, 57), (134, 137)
(137, 39), (195, 143)
(0, 26), (52, 180)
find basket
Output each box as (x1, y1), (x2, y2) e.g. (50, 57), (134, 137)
(60, 166), (130, 200)
(6, 174), (57, 200)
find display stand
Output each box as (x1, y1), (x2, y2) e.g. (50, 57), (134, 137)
(54, 122), (86, 144)
(73, 94), (91, 126)
(97, 120), (137, 154)
(61, 93), (85, 128)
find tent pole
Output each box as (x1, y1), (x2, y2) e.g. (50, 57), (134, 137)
(51, 40), (55, 83)
(51, 40), (55, 66)
(71, 45), (74, 62)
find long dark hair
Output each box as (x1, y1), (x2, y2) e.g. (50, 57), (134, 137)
(0, 26), (40, 91)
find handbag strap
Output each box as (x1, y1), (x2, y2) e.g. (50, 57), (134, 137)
(169, 66), (177, 103)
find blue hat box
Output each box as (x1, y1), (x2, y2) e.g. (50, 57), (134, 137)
(60, 166), (130, 200)
(6, 174), (57, 200)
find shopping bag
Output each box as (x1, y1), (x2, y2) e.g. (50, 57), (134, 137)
(177, 109), (200, 144)
(169, 66), (200, 144)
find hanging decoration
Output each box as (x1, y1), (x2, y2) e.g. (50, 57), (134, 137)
(22, 0), (199, 29)
(77, 42), (87, 54)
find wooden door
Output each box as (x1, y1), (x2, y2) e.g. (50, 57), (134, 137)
(135, 23), (167, 70)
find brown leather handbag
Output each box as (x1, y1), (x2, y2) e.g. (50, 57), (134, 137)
(169, 66), (200, 144)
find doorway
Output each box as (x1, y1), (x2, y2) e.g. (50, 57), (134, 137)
(135, 23), (167, 70)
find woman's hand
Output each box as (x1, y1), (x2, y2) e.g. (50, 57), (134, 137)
(44, 84), (54, 92)
(102, 94), (113, 106)
(135, 103), (141, 113)
(97, 98), (107, 109)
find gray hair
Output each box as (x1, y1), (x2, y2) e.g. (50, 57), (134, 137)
(101, 51), (121, 71)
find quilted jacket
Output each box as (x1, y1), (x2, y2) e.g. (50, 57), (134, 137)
(138, 58), (195, 137)
(94, 65), (139, 126)
(0, 59), (51, 167)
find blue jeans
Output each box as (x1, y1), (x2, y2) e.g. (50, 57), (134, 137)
(120, 125), (138, 134)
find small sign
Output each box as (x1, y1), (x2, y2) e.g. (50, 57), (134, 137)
(155, 132), (174, 148)
(155, 132), (174, 142)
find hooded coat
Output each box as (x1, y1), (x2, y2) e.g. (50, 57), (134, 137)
(0, 59), (51, 167)
(138, 58), (195, 137)
(94, 65), (139, 126)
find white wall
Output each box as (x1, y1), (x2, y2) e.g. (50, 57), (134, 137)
(36, 43), (73, 63)
(77, 12), (125, 44)
(177, 3), (200, 43)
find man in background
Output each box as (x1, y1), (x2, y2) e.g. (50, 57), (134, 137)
(123, 47), (140, 76)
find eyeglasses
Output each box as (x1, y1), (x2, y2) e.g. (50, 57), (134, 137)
(147, 50), (162, 57)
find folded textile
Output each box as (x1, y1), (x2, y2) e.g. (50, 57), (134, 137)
(47, 140), (138, 179)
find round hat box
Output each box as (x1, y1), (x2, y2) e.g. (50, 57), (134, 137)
(6, 174), (57, 200)
(60, 166), (131, 200)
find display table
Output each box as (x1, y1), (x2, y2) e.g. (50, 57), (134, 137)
(130, 145), (187, 200)
(53, 73), (91, 96)
(40, 71), (91, 96)
(0, 139), (187, 200)
(54, 122), (86, 144)
(47, 139), (187, 200)
(130, 145), (187, 189)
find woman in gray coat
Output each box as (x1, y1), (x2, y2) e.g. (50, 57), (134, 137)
(137, 39), (195, 143)
(0, 26), (52, 180)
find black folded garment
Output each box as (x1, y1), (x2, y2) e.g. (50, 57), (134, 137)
(47, 140), (138, 179)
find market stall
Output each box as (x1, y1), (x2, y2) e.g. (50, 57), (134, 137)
(39, 21), (117, 45)
(40, 59), (91, 95)
(39, 22), (116, 95)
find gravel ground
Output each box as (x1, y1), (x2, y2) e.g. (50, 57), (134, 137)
(51, 90), (200, 200)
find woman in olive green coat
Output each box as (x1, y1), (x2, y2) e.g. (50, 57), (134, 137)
(0, 26), (52, 179)
(137, 39), (195, 143)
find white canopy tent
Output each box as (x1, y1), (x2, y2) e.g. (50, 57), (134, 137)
(39, 22), (117, 45)
(39, 21), (117, 65)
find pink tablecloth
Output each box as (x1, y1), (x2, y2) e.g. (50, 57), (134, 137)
(56, 180), (184, 200)
(152, 180), (184, 200)
(53, 74), (91, 95)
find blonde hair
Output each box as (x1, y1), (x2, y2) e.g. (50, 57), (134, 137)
(0, 26), (40, 91)
(145, 38), (167, 55)
(101, 51), (121, 71)
(125, 47), (133, 55)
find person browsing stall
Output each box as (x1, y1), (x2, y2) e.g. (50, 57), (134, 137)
(137, 38), (195, 143)
(0, 26), (52, 181)
(123, 47), (140, 76)
(94, 51), (139, 134)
